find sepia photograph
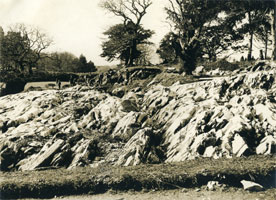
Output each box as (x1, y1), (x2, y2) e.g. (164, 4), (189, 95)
(0, 0), (275, 199)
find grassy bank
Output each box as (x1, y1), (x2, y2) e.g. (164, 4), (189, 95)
(0, 155), (275, 199)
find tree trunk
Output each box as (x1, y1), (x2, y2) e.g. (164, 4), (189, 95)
(28, 66), (33, 75)
(174, 36), (199, 75)
(212, 54), (217, 62)
(124, 48), (130, 66)
(129, 48), (134, 66)
(128, 39), (137, 66)
(248, 32), (253, 61)
(271, 4), (276, 60)
(247, 11), (253, 61)
(265, 29), (268, 59)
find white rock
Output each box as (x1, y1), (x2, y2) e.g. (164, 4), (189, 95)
(256, 135), (276, 155)
(193, 65), (205, 76)
(232, 134), (249, 157)
(112, 111), (138, 140)
(240, 180), (264, 191)
(203, 146), (217, 158)
(206, 181), (221, 191)
(19, 139), (64, 171)
(116, 128), (152, 166)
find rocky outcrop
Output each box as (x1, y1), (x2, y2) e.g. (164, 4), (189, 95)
(116, 127), (162, 166)
(19, 139), (65, 171)
(0, 61), (276, 171)
(150, 61), (276, 162)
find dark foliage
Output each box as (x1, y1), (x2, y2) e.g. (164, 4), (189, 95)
(101, 23), (154, 66)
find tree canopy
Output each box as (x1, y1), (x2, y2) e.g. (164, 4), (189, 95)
(100, 0), (153, 66)
(0, 23), (97, 80)
(0, 24), (52, 75)
(156, 32), (177, 64)
(164, 0), (228, 74)
(101, 23), (154, 66)
(159, 0), (276, 73)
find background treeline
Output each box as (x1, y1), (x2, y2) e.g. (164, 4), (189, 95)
(37, 52), (96, 73)
(0, 24), (96, 84)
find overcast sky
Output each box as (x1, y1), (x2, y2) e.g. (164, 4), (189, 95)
(0, 0), (169, 66)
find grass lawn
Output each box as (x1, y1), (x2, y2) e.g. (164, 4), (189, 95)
(24, 82), (70, 91)
(0, 155), (275, 199)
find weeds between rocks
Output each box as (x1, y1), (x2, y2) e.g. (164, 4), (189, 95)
(0, 155), (275, 199)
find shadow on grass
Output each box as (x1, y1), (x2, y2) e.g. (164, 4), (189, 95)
(1, 155), (275, 199)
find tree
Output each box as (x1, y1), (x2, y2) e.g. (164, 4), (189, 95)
(156, 32), (177, 64)
(251, 0), (276, 60)
(165, 0), (227, 74)
(252, 10), (271, 59)
(101, 23), (154, 65)
(224, 0), (276, 60)
(87, 61), (96, 72)
(100, 0), (153, 66)
(200, 17), (246, 62)
(0, 26), (4, 70)
(1, 24), (52, 75)
(78, 54), (88, 72)
(270, 0), (276, 60)
(224, 0), (271, 61)
(135, 43), (154, 65)
(77, 54), (96, 73)
(158, 15), (244, 64)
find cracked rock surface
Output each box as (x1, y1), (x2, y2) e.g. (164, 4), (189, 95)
(1, 61), (276, 171)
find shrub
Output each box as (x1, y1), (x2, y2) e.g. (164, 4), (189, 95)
(0, 71), (26, 96)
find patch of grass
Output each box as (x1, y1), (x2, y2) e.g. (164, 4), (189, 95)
(203, 59), (240, 71)
(0, 155), (275, 199)
(152, 72), (199, 87)
(96, 65), (119, 73)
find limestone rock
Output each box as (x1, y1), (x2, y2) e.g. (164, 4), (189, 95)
(112, 112), (139, 141)
(121, 99), (139, 112)
(193, 65), (205, 76)
(112, 86), (126, 98)
(19, 139), (64, 171)
(1, 61), (276, 171)
(240, 180), (264, 191)
(206, 181), (221, 191)
(256, 135), (276, 155)
(232, 134), (249, 157)
(116, 128), (154, 166)
(68, 139), (98, 169)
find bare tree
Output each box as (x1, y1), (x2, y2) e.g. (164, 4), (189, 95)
(2, 23), (53, 74)
(100, 0), (153, 66)
(100, 0), (152, 25)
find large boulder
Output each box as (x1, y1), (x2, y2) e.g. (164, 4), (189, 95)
(116, 127), (161, 166)
(18, 139), (65, 171)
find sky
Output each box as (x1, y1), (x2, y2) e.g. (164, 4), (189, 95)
(0, 0), (170, 66)
(0, 0), (268, 67)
